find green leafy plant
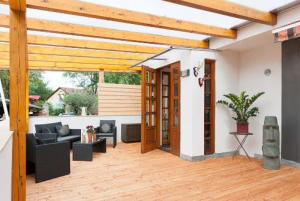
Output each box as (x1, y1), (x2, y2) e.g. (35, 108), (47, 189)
(217, 91), (265, 124)
(63, 93), (98, 115)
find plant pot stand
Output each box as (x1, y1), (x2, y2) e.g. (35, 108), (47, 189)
(229, 132), (253, 160)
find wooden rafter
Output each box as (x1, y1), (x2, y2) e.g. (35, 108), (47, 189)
(0, 32), (166, 54)
(0, 14), (209, 49)
(9, 0), (26, 11)
(0, 43), (149, 61)
(0, 0), (237, 38)
(0, 59), (141, 69)
(164, 0), (277, 25)
(0, 52), (141, 65)
(0, 64), (141, 72)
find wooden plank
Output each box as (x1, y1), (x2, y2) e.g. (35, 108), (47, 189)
(0, 43), (150, 61)
(12, 0), (237, 38)
(0, 52), (139, 65)
(99, 87), (141, 93)
(0, 14), (209, 49)
(99, 108), (141, 112)
(9, 8), (28, 201)
(99, 83), (141, 89)
(0, 65), (141, 73)
(0, 32), (166, 54)
(99, 111), (141, 116)
(25, 143), (300, 201)
(0, 59), (141, 69)
(99, 99), (141, 104)
(99, 103), (141, 108)
(99, 91), (141, 97)
(9, 0), (26, 11)
(164, 0), (277, 25)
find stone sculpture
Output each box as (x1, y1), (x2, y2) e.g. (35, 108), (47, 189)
(262, 116), (280, 170)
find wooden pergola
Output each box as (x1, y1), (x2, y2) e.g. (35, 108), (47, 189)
(0, 0), (277, 200)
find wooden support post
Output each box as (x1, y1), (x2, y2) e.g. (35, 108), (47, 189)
(99, 71), (105, 84)
(98, 71), (104, 115)
(9, 8), (28, 201)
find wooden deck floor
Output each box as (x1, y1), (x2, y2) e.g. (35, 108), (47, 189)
(27, 143), (300, 201)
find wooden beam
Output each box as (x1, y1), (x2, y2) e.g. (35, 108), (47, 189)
(0, 32), (166, 54)
(0, 59), (140, 69)
(0, 0), (237, 38)
(0, 15), (209, 49)
(9, 8), (28, 201)
(0, 52), (139, 65)
(164, 0), (277, 25)
(9, 0), (26, 11)
(0, 43), (149, 61)
(0, 65), (141, 72)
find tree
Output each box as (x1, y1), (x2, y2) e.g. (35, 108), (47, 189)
(63, 93), (98, 115)
(63, 72), (99, 94)
(63, 72), (141, 94)
(104, 72), (140, 85)
(0, 70), (9, 98)
(29, 71), (53, 102)
(0, 70), (52, 102)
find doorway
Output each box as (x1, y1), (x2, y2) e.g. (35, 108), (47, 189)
(141, 62), (181, 156)
(204, 59), (215, 155)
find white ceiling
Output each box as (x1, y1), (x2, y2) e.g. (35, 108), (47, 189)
(0, 0), (297, 46)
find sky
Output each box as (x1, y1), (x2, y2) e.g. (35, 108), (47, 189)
(42, 72), (76, 90)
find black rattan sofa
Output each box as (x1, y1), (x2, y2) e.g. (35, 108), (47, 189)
(27, 133), (70, 182)
(35, 122), (81, 147)
(95, 120), (117, 148)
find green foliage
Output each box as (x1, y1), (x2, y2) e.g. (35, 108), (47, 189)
(0, 70), (52, 102)
(104, 73), (140, 85)
(217, 91), (265, 124)
(63, 93), (98, 115)
(63, 72), (141, 94)
(63, 72), (99, 94)
(0, 70), (9, 98)
(29, 71), (53, 101)
(48, 103), (65, 116)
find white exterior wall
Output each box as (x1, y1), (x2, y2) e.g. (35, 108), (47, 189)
(46, 89), (66, 108)
(0, 130), (12, 201)
(29, 116), (141, 143)
(238, 42), (282, 157)
(144, 49), (239, 157)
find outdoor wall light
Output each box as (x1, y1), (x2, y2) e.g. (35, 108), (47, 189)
(264, 69), (272, 76)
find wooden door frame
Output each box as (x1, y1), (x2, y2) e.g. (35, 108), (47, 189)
(169, 61), (181, 156)
(141, 61), (181, 155)
(141, 66), (160, 153)
(204, 59), (215, 155)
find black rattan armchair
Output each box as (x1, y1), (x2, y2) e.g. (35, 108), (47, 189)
(95, 120), (117, 148)
(27, 134), (70, 183)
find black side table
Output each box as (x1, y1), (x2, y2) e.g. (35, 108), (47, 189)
(229, 132), (253, 160)
(73, 138), (106, 161)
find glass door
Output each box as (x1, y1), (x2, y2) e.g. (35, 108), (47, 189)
(162, 72), (170, 146)
(141, 67), (158, 153)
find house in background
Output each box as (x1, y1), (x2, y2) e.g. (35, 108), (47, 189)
(45, 87), (85, 109)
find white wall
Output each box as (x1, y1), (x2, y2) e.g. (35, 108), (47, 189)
(29, 115), (141, 143)
(0, 130), (12, 201)
(210, 4), (300, 50)
(238, 42), (282, 156)
(144, 49), (239, 157)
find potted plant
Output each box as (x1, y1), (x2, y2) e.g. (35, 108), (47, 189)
(217, 91), (265, 133)
(86, 125), (96, 142)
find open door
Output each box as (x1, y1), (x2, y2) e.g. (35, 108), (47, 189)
(141, 66), (158, 153)
(170, 62), (181, 156)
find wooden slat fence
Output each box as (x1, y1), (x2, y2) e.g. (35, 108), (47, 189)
(98, 83), (141, 116)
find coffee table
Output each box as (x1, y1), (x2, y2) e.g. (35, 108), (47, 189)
(73, 138), (106, 161)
